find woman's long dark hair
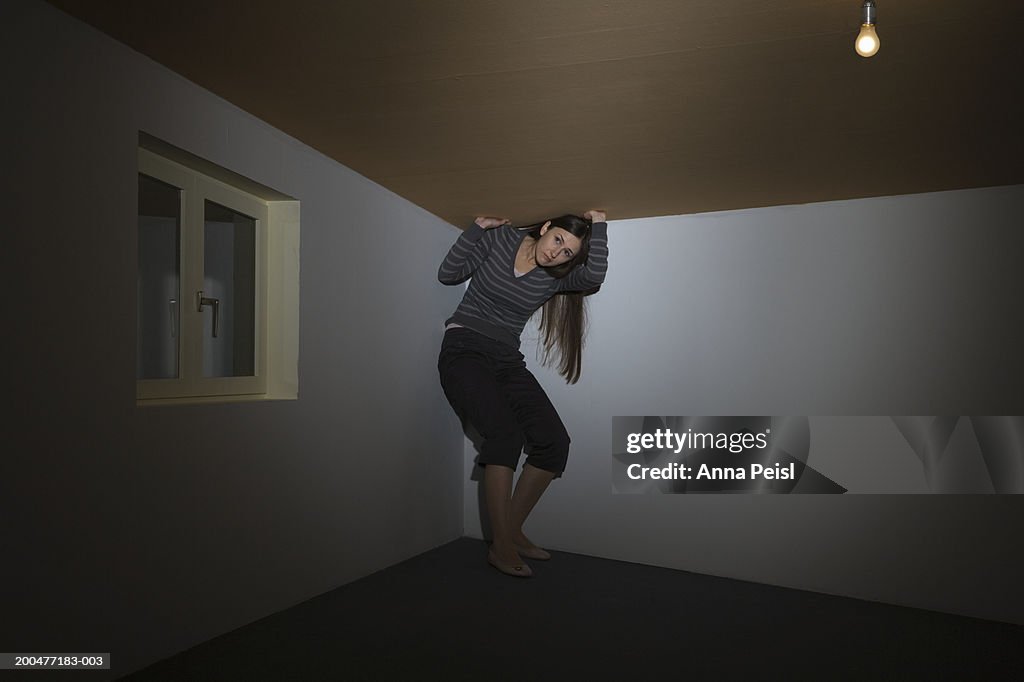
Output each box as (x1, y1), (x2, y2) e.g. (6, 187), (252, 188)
(513, 214), (596, 384)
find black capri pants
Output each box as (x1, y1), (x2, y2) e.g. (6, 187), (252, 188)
(438, 327), (570, 478)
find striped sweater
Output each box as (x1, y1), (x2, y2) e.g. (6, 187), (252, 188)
(438, 221), (609, 348)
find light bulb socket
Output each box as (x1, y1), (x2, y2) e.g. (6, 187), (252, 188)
(861, 0), (877, 26)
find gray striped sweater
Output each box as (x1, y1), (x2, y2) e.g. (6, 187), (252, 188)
(438, 221), (609, 348)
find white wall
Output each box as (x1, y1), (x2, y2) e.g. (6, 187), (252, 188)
(2, 1), (466, 677)
(465, 185), (1024, 625)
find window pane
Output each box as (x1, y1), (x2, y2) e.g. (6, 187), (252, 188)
(137, 174), (181, 379)
(203, 200), (256, 377)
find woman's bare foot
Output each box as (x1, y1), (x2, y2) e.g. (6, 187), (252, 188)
(488, 541), (532, 577)
(510, 531), (551, 560)
(490, 541), (524, 566)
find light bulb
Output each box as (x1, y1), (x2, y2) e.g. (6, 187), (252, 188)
(855, 1), (880, 58)
(855, 23), (880, 57)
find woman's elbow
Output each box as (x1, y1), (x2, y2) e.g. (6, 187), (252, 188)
(438, 270), (466, 285)
(437, 265), (458, 284)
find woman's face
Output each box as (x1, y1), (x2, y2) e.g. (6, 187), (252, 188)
(535, 222), (583, 267)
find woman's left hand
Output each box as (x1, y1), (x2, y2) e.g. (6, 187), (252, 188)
(584, 209), (606, 223)
(475, 216), (511, 229)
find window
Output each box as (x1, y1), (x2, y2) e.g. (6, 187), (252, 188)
(136, 136), (299, 404)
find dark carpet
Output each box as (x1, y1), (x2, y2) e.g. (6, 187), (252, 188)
(119, 537), (1022, 681)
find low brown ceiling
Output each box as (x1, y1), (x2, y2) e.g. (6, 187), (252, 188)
(49, 0), (1024, 226)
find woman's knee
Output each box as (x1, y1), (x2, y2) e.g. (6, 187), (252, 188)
(552, 429), (571, 456)
(526, 428), (570, 470)
(480, 429), (525, 469)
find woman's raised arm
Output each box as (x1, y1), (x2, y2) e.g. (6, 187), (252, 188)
(558, 211), (608, 292)
(437, 216), (509, 284)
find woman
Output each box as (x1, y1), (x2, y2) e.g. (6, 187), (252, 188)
(437, 210), (609, 577)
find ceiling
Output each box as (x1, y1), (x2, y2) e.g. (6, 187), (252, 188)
(49, 0), (1024, 227)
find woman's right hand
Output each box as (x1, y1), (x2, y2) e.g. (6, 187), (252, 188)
(475, 216), (511, 229)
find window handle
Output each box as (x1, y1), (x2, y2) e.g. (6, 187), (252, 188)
(196, 290), (220, 338)
(169, 298), (178, 338)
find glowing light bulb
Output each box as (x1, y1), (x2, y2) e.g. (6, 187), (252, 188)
(856, 23), (880, 57)
(855, 1), (880, 58)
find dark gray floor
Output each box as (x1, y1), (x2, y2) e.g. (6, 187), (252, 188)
(120, 537), (1022, 681)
